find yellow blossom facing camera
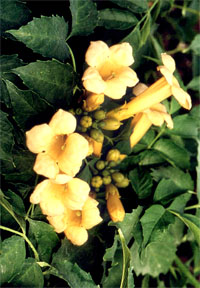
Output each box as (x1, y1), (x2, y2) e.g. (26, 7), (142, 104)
(30, 177), (90, 214)
(26, 109), (89, 180)
(64, 196), (103, 246)
(106, 53), (191, 121)
(106, 184), (125, 222)
(82, 41), (139, 99)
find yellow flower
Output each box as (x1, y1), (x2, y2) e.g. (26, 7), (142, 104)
(106, 184), (125, 222)
(83, 92), (105, 112)
(83, 134), (103, 157)
(64, 196), (103, 246)
(30, 177), (90, 214)
(106, 53), (191, 121)
(26, 109), (89, 180)
(82, 41), (139, 99)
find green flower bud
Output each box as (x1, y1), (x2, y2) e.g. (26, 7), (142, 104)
(99, 118), (122, 130)
(90, 128), (104, 143)
(68, 108), (75, 115)
(96, 160), (105, 170)
(80, 116), (93, 128)
(103, 175), (112, 185)
(91, 176), (103, 188)
(115, 178), (129, 188)
(75, 108), (83, 115)
(102, 170), (110, 177)
(106, 149), (120, 162)
(93, 110), (106, 120)
(77, 125), (87, 132)
(111, 172), (125, 183)
(108, 161), (118, 167)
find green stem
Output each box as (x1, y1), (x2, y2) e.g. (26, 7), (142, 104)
(174, 255), (200, 288)
(184, 204), (200, 211)
(66, 42), (76, 72)
(0, 225), (40, 261)
(172, 4), (200, 16)
(147, 126), (165, 149)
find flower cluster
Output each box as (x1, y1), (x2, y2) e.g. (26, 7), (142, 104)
(26, 109), (102, 245)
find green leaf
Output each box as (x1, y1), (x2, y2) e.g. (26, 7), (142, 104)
(131, 230), (176, 277)
(7, 16), (69, 62)
(140, 14), (151, 47)
(187, 76), (200, 92)
(0, 79), (11, 107)
(103, 236), (119, 262)
(69, 0), (98, 37)
(13, 60), (75, 106)
(50, 262), (97, 288)
(4, 189), (26, 217)
(153, 138), (190, 169)
(169, 192), (192, 213)
(109, 0), (148, 13)
(0, 111), (14, 161)
(189, 34), (200, 56)
(129, 168), (153, 199)
(110, 206), (143, 243)
(1, 0), (31, 34)
(140, 205), (166, 246)
(1, 54), (25, 74)
(122, 25), (141, 53)
(137, 150), (165, 166)
(0, 190), (26, 232)
(5, 80), (52, 130)
(118, 229), (131, 288)
(0, 235), (26, 285)
(169, 211), (200, 246)
(28, 219), (59, 262)
(11, 258), (44, 288)
(98, 9), (138, 30)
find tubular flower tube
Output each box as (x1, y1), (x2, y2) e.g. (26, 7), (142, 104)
(106, 53), (192, 121)
(83, 134), (103, 157)
(82, 41), (139, 100)
(130, 103), (173, 148)
(83, 92), (105, 112)
(106, 184), (125, 222)
(30, 177), (90, 214)
(26, 109), (89, 180)
(64, 196), (103, 246)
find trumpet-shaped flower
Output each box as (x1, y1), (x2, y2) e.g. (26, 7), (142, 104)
(106, 184), (125, 222)
(83, 134), (103, 157)
(106, 53), (191, 121)
(82, 41), (139, 99)
(26, 109), (89, 180)
(30, 177), (90, 214)
(64, 196), (103, 246)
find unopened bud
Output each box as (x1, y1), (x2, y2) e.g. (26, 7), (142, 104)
(93, 110), (106, 120)
(111, 172), (124, 183)
(80, 116), (92, 128)
(106, 149), (120, 162)
(99, 118), (122, 130)
(96, 160), (105, 170)
(115, 178), (129, 188)
(90, 128), (104, 143)
(103, 176), (112, 185)
(75, 108), (82, 115)
(91, 176), (103, 188)
(106, 184), (125, 222)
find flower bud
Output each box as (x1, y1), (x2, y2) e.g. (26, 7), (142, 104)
(103, 176), (112, 185)
(98, 118), (122, 130)
(91, 176), (103, 188)
(111, 172), (124, 183)
(106, 149), (120, 162)
(102, 169), (110, 177)
(108, 161), (118, 168)
(115, 177), (129, 188)
(106, 184), (125, 222)
(75, 108), (83, 115)
(96, 160), (105, 170)
(80, 116), (93, 128)
(90, 128), (104, 143)
(93, 110), (106, 120)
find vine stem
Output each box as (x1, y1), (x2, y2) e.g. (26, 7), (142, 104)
(172, 4), (200, 16)
(66, 42), (76, 72)
(147, 126), (165, 149)
(174, 255), (200, 288)
(0, 225), (40, 262)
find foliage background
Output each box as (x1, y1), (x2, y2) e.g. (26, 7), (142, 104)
(0, 0), (200, 287)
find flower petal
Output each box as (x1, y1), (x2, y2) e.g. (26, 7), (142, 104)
(104, 78), (127, 99)
(82, 197), (102, 229)
(109, 42), (134, 66)
(82, 67), (106, 94)
(26, 124), (54, 153)
(158, 66), (173, 85)
(52, 174), (73, 184)
(85, 41), (110, 68)
(163, 113), (174, 129)
(33, 153), (59, 179)
(171, 85), (192, 110)
(133, 83), (148, 96)
(83, 92), (104, 112)
(30, 179), (50, 204)
(64, 226), (88, 246)
(117, 67), (139, 87)
(47, 213), (68, 233)
(49, 109), (76, 135)
(146, 110), (164, 126)
(161, 53), (176, 74)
